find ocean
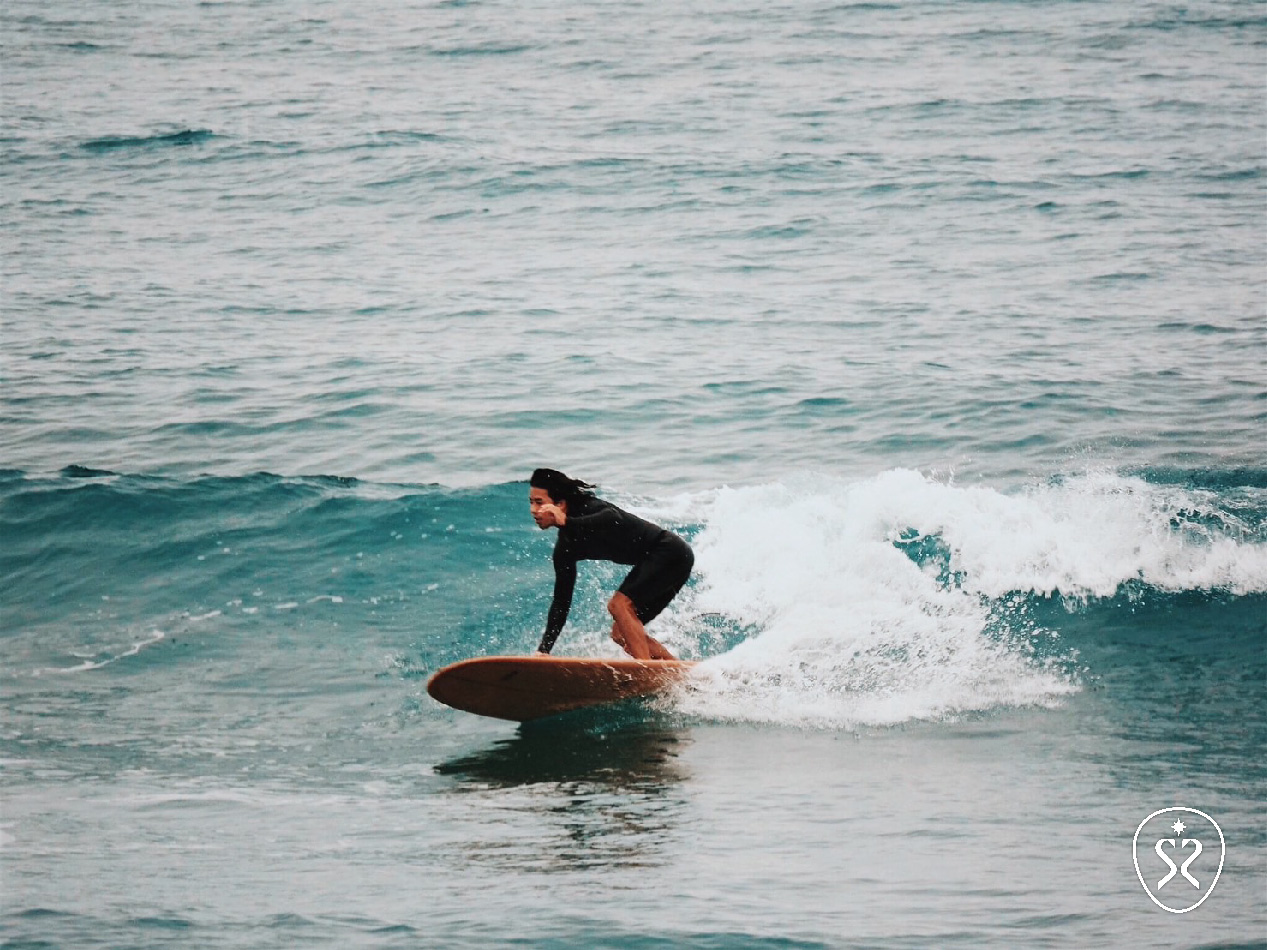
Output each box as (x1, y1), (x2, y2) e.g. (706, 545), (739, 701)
(1, 0), (1264, 947)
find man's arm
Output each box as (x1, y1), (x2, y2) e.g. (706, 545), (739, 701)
(537, 551), (577, 654)
(556, 504), (623, 532)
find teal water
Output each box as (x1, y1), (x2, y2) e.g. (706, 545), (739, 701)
(2, 1), (1266, 948)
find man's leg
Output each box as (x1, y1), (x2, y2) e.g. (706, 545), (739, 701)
(608, 593), (676, 661)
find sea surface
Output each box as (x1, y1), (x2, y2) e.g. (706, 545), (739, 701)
(2, 1), (1265, 948)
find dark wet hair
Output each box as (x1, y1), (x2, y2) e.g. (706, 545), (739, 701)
(530, 468), (596, 504)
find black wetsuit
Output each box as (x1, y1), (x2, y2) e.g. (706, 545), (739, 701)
(537, 496), (694, 654)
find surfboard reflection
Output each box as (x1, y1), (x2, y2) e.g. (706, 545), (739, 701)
(435, 712), (690, 790)
(433, 713), (691, 872)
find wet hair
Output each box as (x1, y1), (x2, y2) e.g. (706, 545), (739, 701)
(530, 468), (596, 505)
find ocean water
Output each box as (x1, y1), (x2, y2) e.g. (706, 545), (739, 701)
(1, 1), (1265, 948)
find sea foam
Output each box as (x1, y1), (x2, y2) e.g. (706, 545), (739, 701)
(642, 470), (1266, 728)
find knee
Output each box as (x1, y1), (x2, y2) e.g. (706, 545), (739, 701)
(607, 592), (633, 618)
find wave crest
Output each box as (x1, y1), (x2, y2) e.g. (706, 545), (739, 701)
(656, 470), (1266, 727)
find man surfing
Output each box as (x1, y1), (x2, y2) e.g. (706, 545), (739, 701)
(529, 468), (693, 661)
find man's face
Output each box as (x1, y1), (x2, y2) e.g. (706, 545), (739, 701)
(529, 487), (562, 529)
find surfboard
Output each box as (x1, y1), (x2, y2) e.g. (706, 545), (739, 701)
(426, 655), (696, 722)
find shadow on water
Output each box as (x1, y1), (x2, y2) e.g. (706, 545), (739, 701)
(433, 704), (692, 872)
(435, 702), (690, 790)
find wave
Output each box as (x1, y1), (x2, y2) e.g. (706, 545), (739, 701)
(642, 469), (1267, 727)
(3, 466), (1263, 728)
(79, 129), (217, 152)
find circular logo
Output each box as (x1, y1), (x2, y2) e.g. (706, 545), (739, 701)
(1133, 807), (1225, 913)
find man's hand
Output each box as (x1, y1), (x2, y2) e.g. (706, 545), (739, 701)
(537, 503), (567, 528)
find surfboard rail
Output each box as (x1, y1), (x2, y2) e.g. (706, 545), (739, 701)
(426, 655), (696, 722)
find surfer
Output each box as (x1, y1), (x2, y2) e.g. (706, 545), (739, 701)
(529, 468), (693, 661)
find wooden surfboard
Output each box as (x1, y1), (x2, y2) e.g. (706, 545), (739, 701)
(426, 655), (696, 722)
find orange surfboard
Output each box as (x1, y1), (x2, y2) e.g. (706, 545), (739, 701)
(426, 655), (696, 722)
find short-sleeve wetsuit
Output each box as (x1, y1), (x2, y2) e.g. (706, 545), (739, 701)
(537, 496), (694, 654)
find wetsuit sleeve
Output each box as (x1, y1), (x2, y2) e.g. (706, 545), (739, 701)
(561, 505), (623, 532)
(538, 548), (577, 654)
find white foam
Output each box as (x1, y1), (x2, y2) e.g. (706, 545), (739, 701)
(653, 470), (1265, 729)
(34, 630), (166, 676)
(863, 469), (1267, 600)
